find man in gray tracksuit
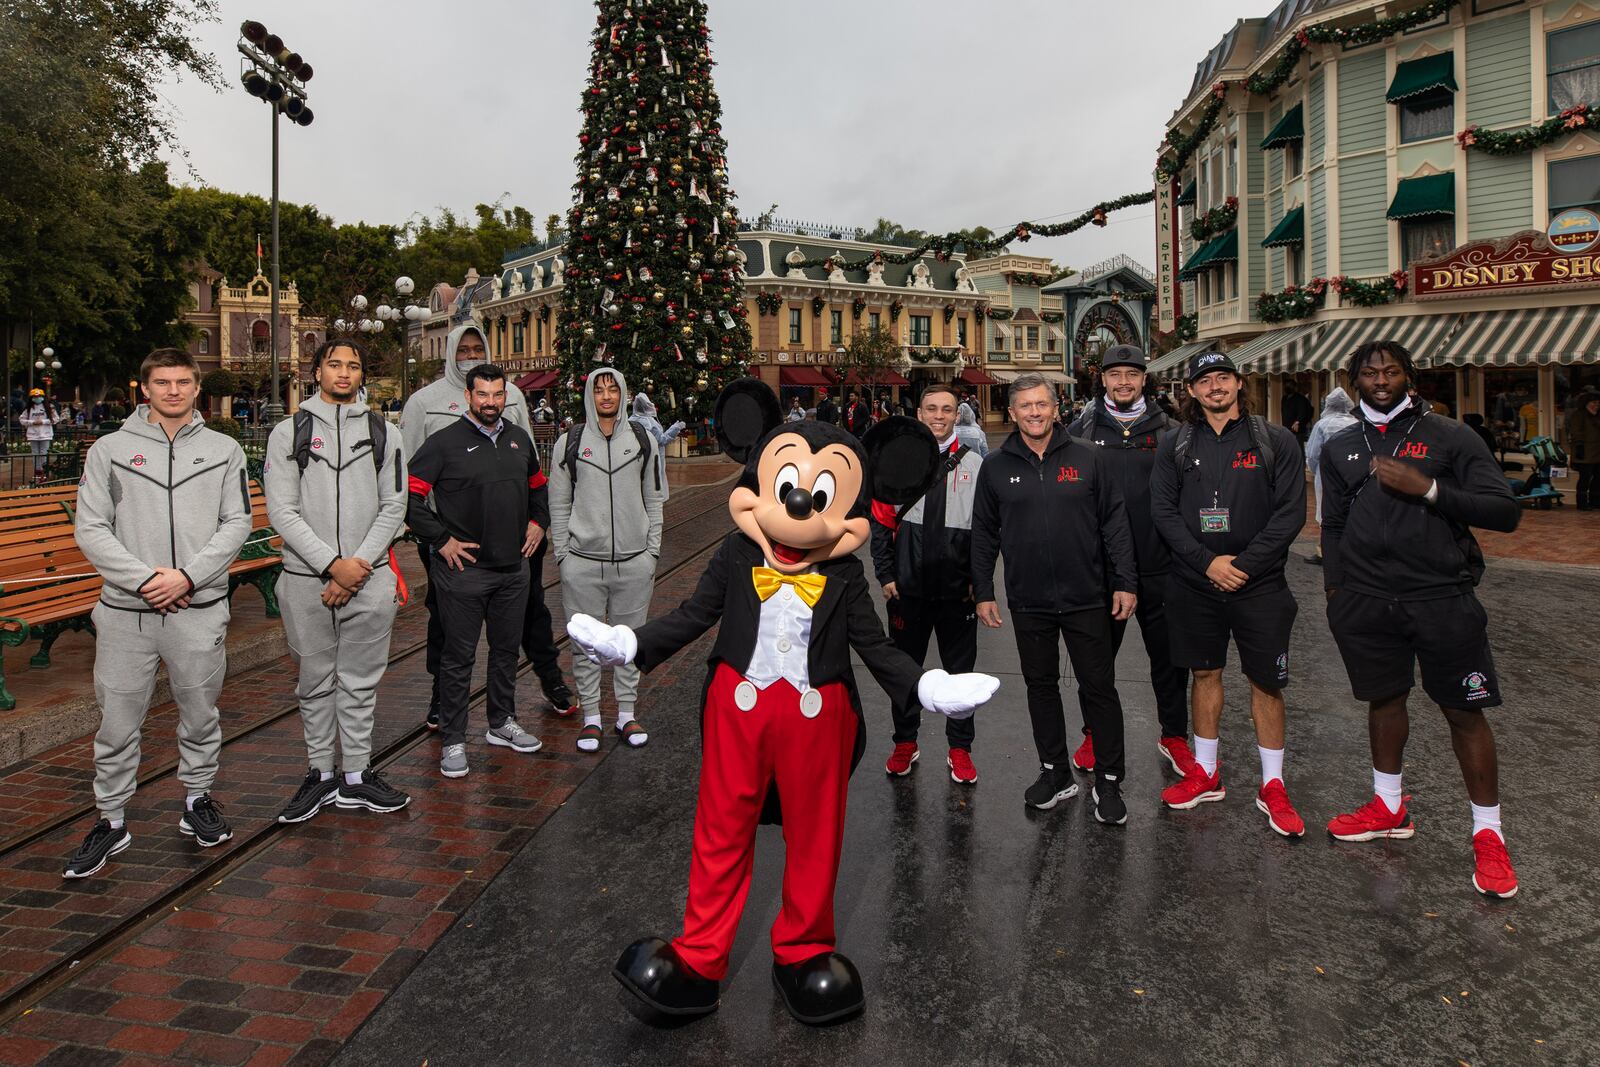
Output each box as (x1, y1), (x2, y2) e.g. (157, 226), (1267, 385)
(66, 348), (250, 878)
(549, 367), (664, 752)
(265, 340), (411, 824)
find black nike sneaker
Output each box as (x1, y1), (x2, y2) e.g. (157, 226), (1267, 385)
(178, 794), (233, 847)
(334, 769), (411, 813)
(544, 681), (578, 718)
(426, 703), (441, 731)
(1093, 777), (1128, 825)
(1024, 765), (1079, 811)
(278, 768), (340, 824)
(63, 819), (132, 879)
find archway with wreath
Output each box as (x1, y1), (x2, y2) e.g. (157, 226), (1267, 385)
(1073, 300), (1139, 370)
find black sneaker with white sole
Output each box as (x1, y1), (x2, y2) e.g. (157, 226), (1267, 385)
(1024, 765), (1080, 810)
(426, 704), (441, 731)
(335, 769), (411, 813)
(1093, 778), (1128, 825)
(278, 768), (340, 824)
(178, 793), (233, 847)
(63, 819), (132, 879)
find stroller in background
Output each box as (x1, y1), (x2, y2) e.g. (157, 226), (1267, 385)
(1507, 436), (1568, 508)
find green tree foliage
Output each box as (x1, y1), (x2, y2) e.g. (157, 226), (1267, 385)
(844, 325), (900, 387)
(559, 0), (753, 422)
(201, 368), (239, 399)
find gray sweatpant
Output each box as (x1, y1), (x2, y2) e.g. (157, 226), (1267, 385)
(559, 554), (654, 714)
(277, 567), (399, 774)
(91, 600), (229, 824)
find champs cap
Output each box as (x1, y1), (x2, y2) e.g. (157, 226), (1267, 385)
(1100, 344), (1148, 372)
(1187, 350), (1240, 383)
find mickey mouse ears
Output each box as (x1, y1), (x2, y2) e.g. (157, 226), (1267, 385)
(863, 416), (940, 507)
(714, 379), (782, 465)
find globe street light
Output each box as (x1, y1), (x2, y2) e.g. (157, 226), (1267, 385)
(349, 279), (429, 402)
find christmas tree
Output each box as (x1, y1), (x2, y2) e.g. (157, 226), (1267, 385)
(558, 0), (752, 422)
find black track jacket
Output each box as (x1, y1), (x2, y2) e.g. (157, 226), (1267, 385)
(406, 416), (549, 569)
(1069, 401), (1176, 579)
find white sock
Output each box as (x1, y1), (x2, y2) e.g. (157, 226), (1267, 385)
(583, 712), (601, 729)
(1258, 746), (1284, 787)
(1471, 802), (1503, 842)
(185, 794), (202, 811)
(616, 706), (636, 728)
(109, 819), (124, 830)
(320, 770), (336, 782)
(344, 771), (365, 786)
(1193, 736), (1218, 776)
(1374, 769), (1403, 813)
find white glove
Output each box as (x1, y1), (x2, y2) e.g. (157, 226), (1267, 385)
(567, 613), (637, 666)
(917, 669), (1000, 720)
(666, 420), (687, 435)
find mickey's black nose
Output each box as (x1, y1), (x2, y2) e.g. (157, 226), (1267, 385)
(784, 487), (814, 518)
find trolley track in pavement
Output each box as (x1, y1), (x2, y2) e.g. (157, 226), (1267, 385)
(0, 483), (735, 1020)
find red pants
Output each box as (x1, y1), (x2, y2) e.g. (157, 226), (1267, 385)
(672, 663), (857, 980)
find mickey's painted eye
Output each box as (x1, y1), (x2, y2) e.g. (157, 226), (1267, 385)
(773, 463), (801, 502)
(811, 471), (837, 513)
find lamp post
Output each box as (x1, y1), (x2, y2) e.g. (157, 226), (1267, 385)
(341, 277), (426, 405)
(237, 19), (314, 423)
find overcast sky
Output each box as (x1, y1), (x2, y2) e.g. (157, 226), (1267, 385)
(159, 0), (1250, 280)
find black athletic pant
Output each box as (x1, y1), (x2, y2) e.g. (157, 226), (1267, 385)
(418, 542), (443, 712)
(1077, 575), (1188, 740)
(520, 540), (565, 695)
(1014, 607), (1126, 780)
(1576, 462), (1600, 508)
(886, 595), (977, 750)
(432, 562), (530, 747)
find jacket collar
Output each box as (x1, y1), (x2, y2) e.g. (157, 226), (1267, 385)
(1000, 424), (1072, 462)
(1087, 403), (1168, 437)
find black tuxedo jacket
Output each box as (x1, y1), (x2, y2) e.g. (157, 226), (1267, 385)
(635, 532), (923, 811)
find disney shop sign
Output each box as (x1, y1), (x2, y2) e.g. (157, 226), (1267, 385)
(1413, 212), (1600, 299)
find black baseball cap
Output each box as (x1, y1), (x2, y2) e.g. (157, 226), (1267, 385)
(1101, 344), (1148, 372)
(1187, 350), (1240, 383)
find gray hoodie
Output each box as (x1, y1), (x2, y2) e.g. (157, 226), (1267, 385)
(549, 368), (665, 563)
(75, 406), (252, 610)
(955, 402), (989, 457)
(629, 391), (684, 500)
(263, 395), (409, 577)
(399, 323), (528, 458)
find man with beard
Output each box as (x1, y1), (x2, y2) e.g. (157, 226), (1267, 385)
(401, 325), (575, 722)
(1150, 352), (1307, 837)
(1320, 342), (1522, 897)
(407, 365), (549, 779)
(550, 368), (665, 752)
(1068, 345), (1199, 787)
(265, 340), (410, 821)
(972, 374), (1138, 824)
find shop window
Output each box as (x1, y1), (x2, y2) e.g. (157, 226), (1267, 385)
(957, 317), (968, 347)
(1399, 88), (1454, 143)
(1284, 139), (1303, 178)
(1401, 216), (1455, 266)
(788, 307), (802, 344)
(512, 322), (525, 354)
(830, 310), (843, 345)
(1548, 155), (1600, 219)
(1286, 244), (1304, 286)
(992, 329), (1007, 352)
(908, 315), (931, 346)
(869, 311), (881, 332)
(1225, 140), (1238, 197)
(1549, 21), (1600, 112)
(1484, 367), (1541, 450)
(1024, 325), (1040, 352)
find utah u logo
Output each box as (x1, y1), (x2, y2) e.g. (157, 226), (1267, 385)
(1058, 466), (1080, 483)
(1232, 451), (1260, 469)
(1397, 442), (1429, 459)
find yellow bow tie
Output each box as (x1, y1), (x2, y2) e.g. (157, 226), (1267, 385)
(752, 567), (827, 608)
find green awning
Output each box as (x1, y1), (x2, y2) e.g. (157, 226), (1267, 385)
(1176, 179), (1197, 207)
(1178, 236), (1220, 278)
(1261, 105), (1304, 150)
(1206, 229), (1239, 265)
(1261, 206), (1305, 248)
(1386, 52), (1457, 102)
(1387, 173), (1455, 219)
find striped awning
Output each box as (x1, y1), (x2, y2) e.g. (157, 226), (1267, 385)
(1146, 340), (1211, 379)
(1283, 312), (1463, 374)
(1425, 306), (1600, 368)
(1226, 324), (1325, 372)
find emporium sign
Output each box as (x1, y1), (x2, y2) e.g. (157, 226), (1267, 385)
(1413, 221), (1600, 301)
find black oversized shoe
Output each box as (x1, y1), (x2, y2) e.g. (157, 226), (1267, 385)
(278, 768), (340, 824)
(771, 951), (865, 1025)
(335, 769), (411, 814)
(178, 793), (233, 847)
(613, 937), (719, 1022)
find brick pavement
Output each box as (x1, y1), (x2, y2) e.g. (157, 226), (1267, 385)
(0, 482), (735, 1067)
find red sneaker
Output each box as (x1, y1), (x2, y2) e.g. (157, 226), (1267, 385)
(885, 742), (919, 776)
(1326, 796), (1415, 842)
(1255, 779), (1305, 838)
(1161, 765), (1225, 809)
(1071, 731), (1095, 772)
(1472, 829), (1518, 898)
(1157, 737), (1201, 778)
(947, 748), (977, 785)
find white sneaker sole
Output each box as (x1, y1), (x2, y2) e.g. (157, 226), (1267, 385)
(1027, 783), (1080, 810)
(946, 756), (976, 785)
(277, 791), (338, 824)
(335, 793), (411, 813)
(1164, 787), (1226, 810)
(62, 831), (131, 879)
(178, 819), (233, 848)
(885, 750), (919, 777)
(440, 764), (469, 779)
(486, 730), (543, 754)
(1327, 825), (1415, 843)
(1092, 787), (1127, 825)
(1473, 874), (1518, 899)
(1255, 797), (1306, 838)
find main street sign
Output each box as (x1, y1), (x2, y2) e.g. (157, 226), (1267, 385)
(1413, 227), (1600, 300)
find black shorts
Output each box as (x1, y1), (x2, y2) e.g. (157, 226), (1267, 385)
(1166, 578), (1297, 689)
(1327, 590), (1501, 709)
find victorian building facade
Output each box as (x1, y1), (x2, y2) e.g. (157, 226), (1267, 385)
(181, 261), (325, 416)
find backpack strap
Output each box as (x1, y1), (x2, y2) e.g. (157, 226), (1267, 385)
(562, 422), (586, 484)
(365, 410), (388, 477)
(631, 421), (658, 491)
(1245, 414), (1277, 492)
(292, 410), (314, 473)
(1172, 422), (1196, 482)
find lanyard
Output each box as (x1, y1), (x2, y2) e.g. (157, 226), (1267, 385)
(1353, 408), (1427, 499)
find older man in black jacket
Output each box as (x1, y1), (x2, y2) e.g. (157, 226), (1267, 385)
(973, 372), (1139, 825)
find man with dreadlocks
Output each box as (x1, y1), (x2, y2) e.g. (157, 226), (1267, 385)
(1319, 340), (1523, 898)
(1067, 345), (1198, 789)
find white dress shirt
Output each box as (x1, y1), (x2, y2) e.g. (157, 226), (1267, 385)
(744, 580), (815, 692)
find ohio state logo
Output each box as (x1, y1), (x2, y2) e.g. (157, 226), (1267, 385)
(131, 454), (145, 467)
(582, 447), (593, 459)
(1057, 466), (1080, 483)
(448, 402), (460, 410)
(311, 437), (324, 451)
(1232, 451), (1260, 469)
(509, 441), (519, 449)
(1397, 442), (1429, 459)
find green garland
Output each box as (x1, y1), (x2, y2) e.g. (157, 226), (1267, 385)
(1459, 104), (1595, 156)
(1006, 272), (1053, 287)
(987, 308), (1013, 320)
(1159, 87), (1229, 181)
(1248, 0), (1458, 96)
(756, 292), (783, 315)
(852, 296), (867, 318)
(1191, 197), (1239, 242)
(812, 296), (826, 317)
(1040, 312), (1064, 324)
(908, 347), (961, 365)
(889, 300), (903, 322)
(942, 303), (956, 323)
(1255, 278), (1328, 323)
(1331, 271), (1409, 307)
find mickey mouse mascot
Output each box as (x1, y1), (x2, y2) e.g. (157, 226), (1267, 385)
(568, 380), (1000, 1026)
